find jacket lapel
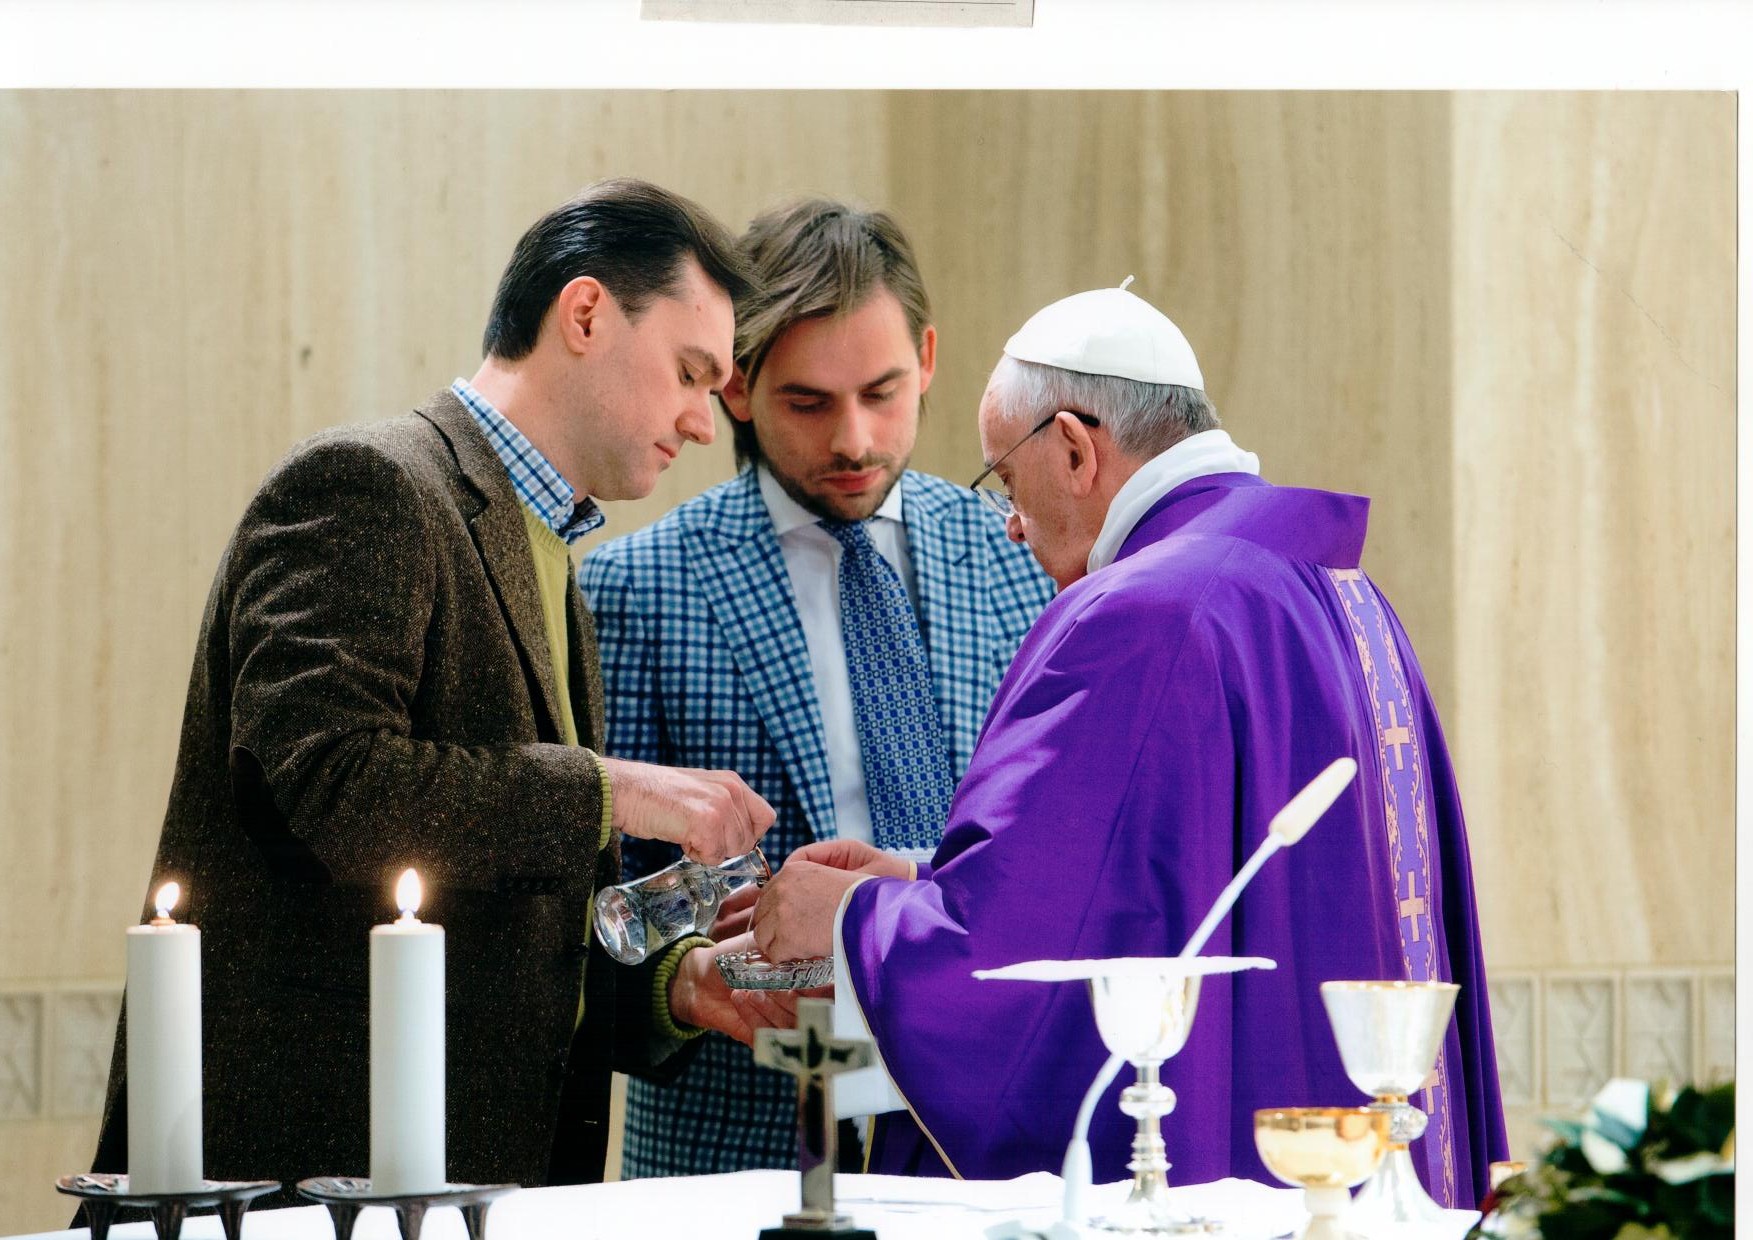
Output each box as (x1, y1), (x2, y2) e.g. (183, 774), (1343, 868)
(902, 473), (986, 776)
(418, 390), (566, 743)
(567, 583), (605, 754)
(684, 470), (838, 840)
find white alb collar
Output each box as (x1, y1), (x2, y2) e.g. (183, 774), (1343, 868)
(1086, 430), (1261, 573)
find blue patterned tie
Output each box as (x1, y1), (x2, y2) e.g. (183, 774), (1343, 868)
(819, 519), (954, 851)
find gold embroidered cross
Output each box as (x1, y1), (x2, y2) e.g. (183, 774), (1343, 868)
(1382, 701), (1411, 770)
(1331, 567), (1366, 603)
(1399, 872), (1428, 943)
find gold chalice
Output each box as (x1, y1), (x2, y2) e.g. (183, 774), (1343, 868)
(1254, 1108), (1390, 1240)
(1318, 980), (1459, 1227)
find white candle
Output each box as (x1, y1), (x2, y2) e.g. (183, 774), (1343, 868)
(370, 868), (445, 1194)
(126, 881), (203, 1193)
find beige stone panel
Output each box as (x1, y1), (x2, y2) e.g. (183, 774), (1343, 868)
(1450, 93), (1735, 969)
(0, 91), (204, 985)
(886, 91), (1457, 705)
(0, 1118), (98, 1233)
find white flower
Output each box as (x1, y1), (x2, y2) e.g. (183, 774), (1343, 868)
(1580, 1128), (1630, 1175)
(1589, 1078), (1650, 1142)
(1649, 1150), (1729, 1184)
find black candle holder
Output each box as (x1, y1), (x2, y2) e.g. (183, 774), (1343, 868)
(55, 1174), (279, 1240)
(295, 1176), (518, 1240)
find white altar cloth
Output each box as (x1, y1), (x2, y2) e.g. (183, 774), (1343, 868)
(17, 1171), (1480, 1240)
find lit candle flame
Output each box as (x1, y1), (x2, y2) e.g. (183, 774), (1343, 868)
(395, 868), (423, 919)
(153, 882), (181, 920)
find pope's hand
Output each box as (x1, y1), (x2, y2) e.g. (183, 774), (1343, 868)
(751, 860), (870, 961)
(713, 842), (910, 941)
(600, 758), (775, 864)
(666, 933), (797, 1045)
(785, 838), (914, 879)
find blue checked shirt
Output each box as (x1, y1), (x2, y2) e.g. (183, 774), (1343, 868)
(451, 378), (605, 544)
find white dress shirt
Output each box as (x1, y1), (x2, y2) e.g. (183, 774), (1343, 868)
(757, 466), (918, 848)
(758, 467), (929, 1120)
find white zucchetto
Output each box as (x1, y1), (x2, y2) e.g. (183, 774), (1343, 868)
(1003, 278), (1205, 389)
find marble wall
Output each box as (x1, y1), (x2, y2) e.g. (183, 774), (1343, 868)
(0, 91), (1733, 1229)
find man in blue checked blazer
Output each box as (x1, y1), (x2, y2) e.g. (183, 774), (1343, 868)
(581, 199), (1054, 1176)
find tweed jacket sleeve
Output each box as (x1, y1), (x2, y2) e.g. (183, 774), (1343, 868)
(223, 435), (609, 894)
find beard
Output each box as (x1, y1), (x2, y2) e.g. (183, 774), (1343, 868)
(766, 453), (910, 523)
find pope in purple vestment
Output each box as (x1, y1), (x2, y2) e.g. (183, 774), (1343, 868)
(751, 286), (1508, 1206)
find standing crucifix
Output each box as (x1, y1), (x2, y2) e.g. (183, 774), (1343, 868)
(753, 999), (877, 1239)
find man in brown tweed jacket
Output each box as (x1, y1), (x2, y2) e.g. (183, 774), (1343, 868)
(92, 180), (784, 1200)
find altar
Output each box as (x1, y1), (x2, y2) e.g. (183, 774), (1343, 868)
(13, 1171), (1482, 1240)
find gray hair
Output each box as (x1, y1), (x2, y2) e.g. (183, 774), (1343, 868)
(986, 355), (1219, 459)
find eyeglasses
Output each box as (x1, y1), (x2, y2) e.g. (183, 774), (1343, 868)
(969, 409), (1101, 519)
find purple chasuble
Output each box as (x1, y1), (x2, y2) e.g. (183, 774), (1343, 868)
(842, 473), (1507, 1205)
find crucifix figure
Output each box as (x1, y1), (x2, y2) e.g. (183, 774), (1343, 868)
(753, 999), (876, 1239)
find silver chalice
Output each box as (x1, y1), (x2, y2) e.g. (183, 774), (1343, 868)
(1318, 979), (1459, 1227)
(973, 758), (1356, 1235)
(977, 955), (1275, 1234)
(1088, 964), (1202, 1233)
